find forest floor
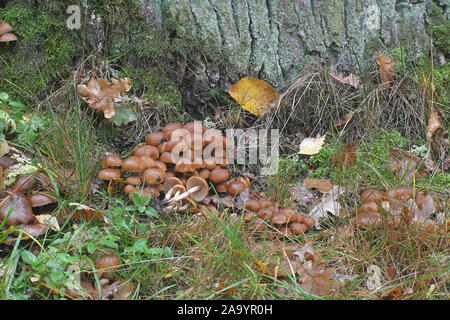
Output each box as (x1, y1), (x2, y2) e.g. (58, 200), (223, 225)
(0, 46), (449, 300)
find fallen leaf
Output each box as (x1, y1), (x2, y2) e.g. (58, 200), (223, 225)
(309, 185), (344, 229)
(426, 107), (444, 142)
(331, 141), (357, 169)
(69, 202), (105, 222)
(376, 53), (396, 87)
(0, 140), (10, 157)
(289, 186), (315, 206)
(299, 133), (327, 155)
(408, 195), (437, 224)
(334, 112), (354, 127)
(302, 177), (333, 193)
(330, 72), (360, 89)
(34, 214), (60, 232)
(298, 261), (339, 296)
(387, 148), (420, 181)
(228, 77), (278, 116)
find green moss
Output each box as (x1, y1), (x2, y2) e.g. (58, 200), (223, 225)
(0, 2), (80, 102)
(309, 130), (409, 189)
(432, 23), (450, 55)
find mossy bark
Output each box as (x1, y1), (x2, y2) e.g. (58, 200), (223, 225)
(0, 0), (448, 110)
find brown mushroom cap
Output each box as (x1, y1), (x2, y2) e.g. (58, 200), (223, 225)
(101, 154), (122, 168)
(17, 223), (51, 237)
(352, 211), (382, 228)
(185, 176), (209, 202)
(271, 212), (288, 224)
(146, 132), (165, 146)
(0, 191), (34, 226)
(140, 155), (156, 169)
(198, 168), (211, 180)
(208, 168), (230, 183)
(302, 216), (316, 227)
(360, 189), (383, 203)
(94, 251), (120, 279)
(174, 161), (195, 173)
(259, 199), (273, 210)
(357, 202), (378, 214)
(154, 160), (167, 171)
(133, 145), (159, 159)
(122, 156), (146, 172)
(0, 32), (17, 42)
(227, 181), (246, 195)
(28, 192), (57, 207)
(142, 168), (166, 185)
(289, 222), (308, 234)
(124, 175), (141, 185)
(123, 184), (136, 194)
(159, 152), (174, 164)
(244, 199), (261, 212)
(0, 22), (13, 35)
(162, 123), (182, 133)
(215, 182), (228, 193)
(98, 168), (121, 180)
(280, 207), (297, 223)
(258, 206), (276, 220)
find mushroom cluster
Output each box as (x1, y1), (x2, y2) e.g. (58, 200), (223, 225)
(97, 121), (248, 212)
(353, 188), (442, 230)
(0, 172), (60, 238)
(0, 21), (17, 43)
(242, 198), (316, 238)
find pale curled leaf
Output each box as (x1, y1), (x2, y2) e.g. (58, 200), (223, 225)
(299, 133), (327, 155)
(34, 214), (60, 231)
(426, 107), (443, 142)
(308, 185), (344, 229)
(330, 72), (360, 89)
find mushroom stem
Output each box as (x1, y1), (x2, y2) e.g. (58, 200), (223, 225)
(168, 185), (201, 203)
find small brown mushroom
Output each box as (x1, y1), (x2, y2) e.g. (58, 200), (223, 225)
(280, 207), (297, 223)
(101, 154), (122, 169)
(0, 191), (34, 226)
(271, 212), (288, 225)
(303, 216), (315, 228)
(98, 168), (121, 180)
(357, 202), (378, 214)
(185, 176), (209, 202)
(146, 132), (165, 146)
(142, 168), (166, 185)
(124, 175), (141, 185)
(133, 145), (159, 159)
(243, 199), (261, 212)
(140, 156), (156, 169)
(28, 192), (57, 207)
(289, 222), (308, 234)
(208, 168), (230, 183)
(94, 250), (120, 280)
(0, 22), (13, 35)
(0, 32), (17, 43)
(122, 156), (146, 173)
(123, 184), (135, 194)
(162, 123), (182, 133)
(227, 181), (246, 195)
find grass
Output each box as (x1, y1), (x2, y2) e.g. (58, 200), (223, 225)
(0, 45), (449, 300)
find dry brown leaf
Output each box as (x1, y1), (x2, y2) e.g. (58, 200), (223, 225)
(330, 71), (360, 89)
(299, 133), (327, 155)
(298, 261), (339, 297)
(302, 177), (333, 193)
(228, 77), (278, 116)
(77, 77), (132, 119)
(376, 53), (396, 87)
(426, 107), (444, 142)
(289, 186), (315, 206)
(331, 141), (357, 169)
(34, 214), (60, 232)
(387, 148), (420, 181)
(334, 112), (354, 127)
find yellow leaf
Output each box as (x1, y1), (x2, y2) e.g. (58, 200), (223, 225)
(34, 214), (60, 232)
(299, 133), (327, 155)
(228, 77), (278, 116)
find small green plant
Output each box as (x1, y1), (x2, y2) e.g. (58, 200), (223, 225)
(126, 191), (159, 219)
(0, 92), (47, 143)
